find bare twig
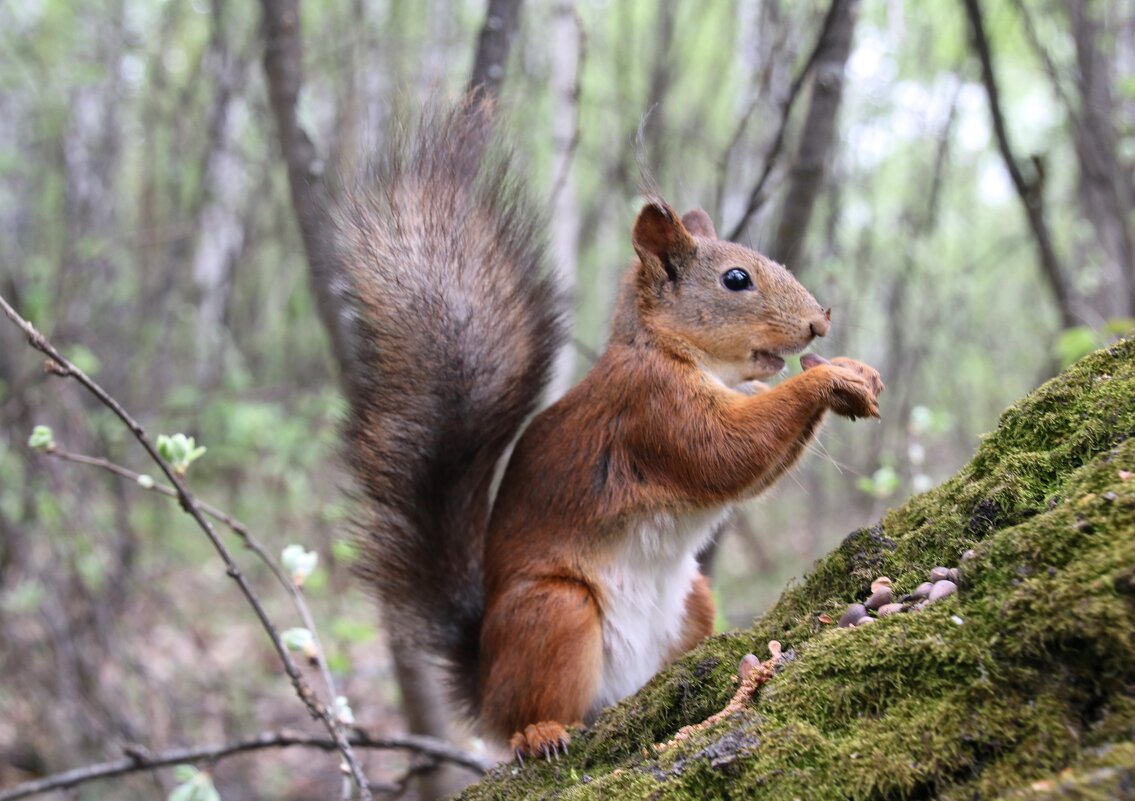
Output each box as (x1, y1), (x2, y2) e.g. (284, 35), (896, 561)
(725, 0), (847, 243)
(0, 729), (491, 801)
(0, 292), (373, 800)
(653, 642), (783, 752)
(40, 446), (343, 720)
(710, 7), (799, 223)
(548, 1), (587, 212)
(960, 0), (1076, 328)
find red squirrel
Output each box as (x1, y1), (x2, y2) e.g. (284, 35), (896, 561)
(333, 99), (883, 760)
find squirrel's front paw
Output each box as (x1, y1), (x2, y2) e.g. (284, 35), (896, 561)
(821, 358), (883, 420)
(510, 720), (571, 764)
(828, 357), (884, 398)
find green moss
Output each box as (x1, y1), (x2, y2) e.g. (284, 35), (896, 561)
(459, 339), (1135, 800)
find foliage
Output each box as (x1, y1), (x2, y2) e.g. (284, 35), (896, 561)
(156, 433), (207, 476)
(169, 766), (221, 801)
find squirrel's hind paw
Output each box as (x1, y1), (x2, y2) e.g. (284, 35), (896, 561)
(510, 721), (572, 763)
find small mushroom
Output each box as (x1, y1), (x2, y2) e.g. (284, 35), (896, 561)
(870, 576), (893, 593)
(929, 566), (949, 582)
(912, 581), (934, 600)
(839, 604), (867, 628)
(877, 603), (904, 617)
(864, 586), (894, 610)
(961, 549), (977, 562)
(928, 580), (957, 603)
(854, 616), (875, 627)
(946, 567), (962, 585)
(738, 653), (760, 682)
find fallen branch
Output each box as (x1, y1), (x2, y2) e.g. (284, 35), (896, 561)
(653, 641), (783, 753)
(0, 729), (492, 801)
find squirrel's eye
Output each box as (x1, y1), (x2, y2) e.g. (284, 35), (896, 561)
(722, 268), (753, 291)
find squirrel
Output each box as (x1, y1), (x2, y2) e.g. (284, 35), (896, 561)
(330, 98), (883, 760)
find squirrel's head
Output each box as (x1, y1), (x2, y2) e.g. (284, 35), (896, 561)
(626, 198), (830, 383)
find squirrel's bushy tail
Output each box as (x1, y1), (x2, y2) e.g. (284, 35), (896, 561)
(329, 99), (563, 707)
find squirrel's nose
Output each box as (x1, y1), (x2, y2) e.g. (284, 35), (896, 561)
(808, 308), (831, 339)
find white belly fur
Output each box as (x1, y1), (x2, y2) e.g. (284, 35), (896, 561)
(591, 507), (729, 717)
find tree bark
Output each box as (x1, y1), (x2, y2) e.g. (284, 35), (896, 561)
(546, 0), (584, 401)
(469, 0), (523, 98)
(725, 0), (848, 244)
(961, 0), (1078, 329)
(767, 0), (859, 269)
(259, 0), (356, 379)
(1065, 2), (1135, 318)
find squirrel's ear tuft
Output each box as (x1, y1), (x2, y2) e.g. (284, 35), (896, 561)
(680, 208), (717, 239)
(632, 199), (695, 283)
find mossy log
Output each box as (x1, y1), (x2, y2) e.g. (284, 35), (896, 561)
(459, 339), (1135, 800)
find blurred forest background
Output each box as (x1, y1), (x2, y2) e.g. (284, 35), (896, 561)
(1, 0), (1133, 798)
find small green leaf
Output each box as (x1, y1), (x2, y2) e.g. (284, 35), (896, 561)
(66, 345), (101, 376)
(281, 544), (319, 586)
(1055, 326), (1102, 368)
(334, 695), (356, 725)
(282, 627), (317, 658)
(168, 784), (196, 801)
(28, 425), (55, 451)
(330, 538), (359, 564)
(1103, 317), (1134, 338)
(909, 406), (932, 436)
(172, 765), (198, 783)
(168, 766), (219, 801)
(157, 433), (207, 475)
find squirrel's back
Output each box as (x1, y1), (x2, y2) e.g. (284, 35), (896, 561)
(329, 99), (563, 702)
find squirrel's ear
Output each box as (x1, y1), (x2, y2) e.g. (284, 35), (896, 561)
(680, 208), (717, 239)
(632, 199), (695, 283)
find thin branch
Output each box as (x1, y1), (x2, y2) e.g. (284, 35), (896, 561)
(258, 0), (357, 381)
(725, 0), (846, 243)
(0, 293), (373, 801)
(0, 729), (491, 801)
(712, 6), (801, 223)
(40, 446), (342, 719)
(960, 0), (1077, 329)
(548, 1), (587, 212)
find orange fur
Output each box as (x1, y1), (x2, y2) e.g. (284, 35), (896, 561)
(338, 110), (882, 758)
(478, 199), (882, 750)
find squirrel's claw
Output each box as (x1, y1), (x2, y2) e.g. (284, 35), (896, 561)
(510, 721), (572, 766)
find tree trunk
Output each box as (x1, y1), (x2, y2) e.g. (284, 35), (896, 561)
(546, 0), (583, 401)
(768, 0), (860, 269)
(1066, 1), (1135, 319)
(259, 3), (529, 798)
(469, 0), (523, 98)
(961, 0), (1078, 329)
